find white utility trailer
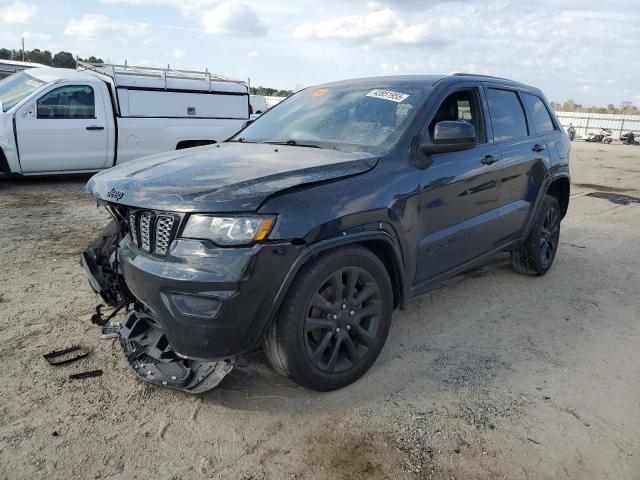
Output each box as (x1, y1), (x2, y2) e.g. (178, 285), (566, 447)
(0, 62), (250, 175)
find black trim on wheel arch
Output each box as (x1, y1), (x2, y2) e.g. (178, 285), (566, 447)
(254, 229), (406, 350)
(522, 172), (570, 241)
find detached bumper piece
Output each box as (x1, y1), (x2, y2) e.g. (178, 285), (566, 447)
(119, 309), (233, 393)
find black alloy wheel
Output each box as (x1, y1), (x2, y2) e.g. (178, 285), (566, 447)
(303, 266), (382, 374)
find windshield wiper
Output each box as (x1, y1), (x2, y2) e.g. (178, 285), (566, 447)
(265, 140), (325, 149)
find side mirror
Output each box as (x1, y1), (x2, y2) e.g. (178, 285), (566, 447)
(421, 121), (477, 154)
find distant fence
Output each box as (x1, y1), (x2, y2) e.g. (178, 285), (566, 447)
(555, 111), (640, 139)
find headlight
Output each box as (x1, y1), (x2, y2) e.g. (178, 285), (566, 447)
(181, 214), (276, 246)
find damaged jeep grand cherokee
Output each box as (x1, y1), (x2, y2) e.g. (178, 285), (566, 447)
(82, 74), (570, 393)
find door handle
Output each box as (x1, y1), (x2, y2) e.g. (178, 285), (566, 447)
(532, 144), (546, 152)
(481, 155), (498, 165)
(86, 125), (104, 131)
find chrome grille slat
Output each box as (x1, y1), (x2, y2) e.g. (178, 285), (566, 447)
(139, 211), (153, 252)
(154, 215), (175, 255)
(128, 211), (138, 247)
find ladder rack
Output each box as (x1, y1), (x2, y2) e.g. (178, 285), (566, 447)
(76, 60), (246, 91)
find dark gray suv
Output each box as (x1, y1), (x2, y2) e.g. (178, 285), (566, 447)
(82, 74), (570, 393)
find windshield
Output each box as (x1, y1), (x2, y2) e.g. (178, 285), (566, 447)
(0, 71), (45, 112)
(232, 83), (430, 153)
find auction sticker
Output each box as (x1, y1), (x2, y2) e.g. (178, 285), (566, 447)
(366, 89), (409, 103)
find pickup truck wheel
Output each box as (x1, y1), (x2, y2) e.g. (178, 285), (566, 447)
(510, 195), (561, 276)
(264, 246), (393, 391)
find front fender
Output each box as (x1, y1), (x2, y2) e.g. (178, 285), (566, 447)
(251, 228), (407, 350)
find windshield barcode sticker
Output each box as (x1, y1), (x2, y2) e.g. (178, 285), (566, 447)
(366, 89), (409, 103)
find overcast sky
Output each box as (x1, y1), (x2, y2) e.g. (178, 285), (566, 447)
(1, 0), (638, 105)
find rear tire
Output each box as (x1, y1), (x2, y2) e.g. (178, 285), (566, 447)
(510, 195), (561, 276)
(264, 246), (393, 391)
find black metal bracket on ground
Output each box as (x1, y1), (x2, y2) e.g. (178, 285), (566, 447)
(43, 346), (91, 366)
(91, 302), (126, 327)
(69, 369), (103, 380)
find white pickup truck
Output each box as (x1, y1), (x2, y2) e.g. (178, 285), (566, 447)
(0, 62), (250, 175)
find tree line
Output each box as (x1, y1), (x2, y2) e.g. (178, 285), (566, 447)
(250, 86), (293, 97)
(0, 47), (103, 69)
(550, 99), (639, 116)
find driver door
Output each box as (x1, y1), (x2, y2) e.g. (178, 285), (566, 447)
(413, 85), (503, 285)
(16, 83), (108, 173)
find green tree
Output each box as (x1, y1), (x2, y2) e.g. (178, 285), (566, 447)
(78, 56), (104, 64)
(27, 49), (53, 66)
(0, 48), (12, 60)
(52, 51), (76, 69)
(250, 85), (293, 97)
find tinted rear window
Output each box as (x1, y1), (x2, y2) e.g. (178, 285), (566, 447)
(522, 93), (555, 134)
(486, 89), (528, 142)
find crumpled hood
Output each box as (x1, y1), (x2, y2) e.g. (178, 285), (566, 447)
(86, 142), (377, 212)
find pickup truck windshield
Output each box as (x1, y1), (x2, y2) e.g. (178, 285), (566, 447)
(232, 84), (429, 153)
(0, 72), (45, 112)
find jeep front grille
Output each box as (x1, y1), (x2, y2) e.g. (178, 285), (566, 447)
(127, 209), (180, 256)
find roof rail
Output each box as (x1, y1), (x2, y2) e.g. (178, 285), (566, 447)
(76, 60), (246, 90)
(451, 72), (512, 81)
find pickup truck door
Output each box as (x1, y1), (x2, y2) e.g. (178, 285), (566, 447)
(413, 84), (503, 286)
(15, 82), (109, 173)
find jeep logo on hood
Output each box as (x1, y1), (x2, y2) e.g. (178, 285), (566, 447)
(106, 188), (124, 201)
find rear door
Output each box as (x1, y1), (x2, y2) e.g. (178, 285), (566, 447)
(413, 83), (503, 284)
(16, 82), (109, 172)
(483, 85), (550, 243)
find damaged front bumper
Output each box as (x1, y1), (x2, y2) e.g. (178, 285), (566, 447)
(82, 215), (299, 394)
(119, 308), (234, 393)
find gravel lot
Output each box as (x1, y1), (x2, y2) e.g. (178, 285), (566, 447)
(1, 141), (639, 480)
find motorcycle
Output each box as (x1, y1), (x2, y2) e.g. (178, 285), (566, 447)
(620, 131), (639, 145)
(585, 128), (613, 143)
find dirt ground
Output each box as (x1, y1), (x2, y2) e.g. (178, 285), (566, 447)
(1, 141), (639, 480)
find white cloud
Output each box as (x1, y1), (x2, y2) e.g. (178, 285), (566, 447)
(202, 1), (267, 36)
(21, 31), (51, 42)
(64, 14), (150, 39)
(294, 9), (398, 42)
(99, 0), (216, 17)
(247, 51), (259, 58)
(293, 8), (438, 46)
(171, 48), (185, 59)
(0, 1), (37, 24)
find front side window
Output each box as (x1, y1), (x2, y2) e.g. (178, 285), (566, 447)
(0, 72), (45, 112)
(522, 93), (555, 134)
(486, 88), (528, 142)
(427, 89), (484, 143)
(37, 85), (95, 119)
(231, 84), (431, 153)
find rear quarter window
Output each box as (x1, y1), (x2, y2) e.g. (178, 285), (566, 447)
(522, 93), (555, 134)
(486, 88), (528, 142)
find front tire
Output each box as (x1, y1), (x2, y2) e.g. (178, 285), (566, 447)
(510, 195), (561, 276)
(264, 246), (393, 391)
